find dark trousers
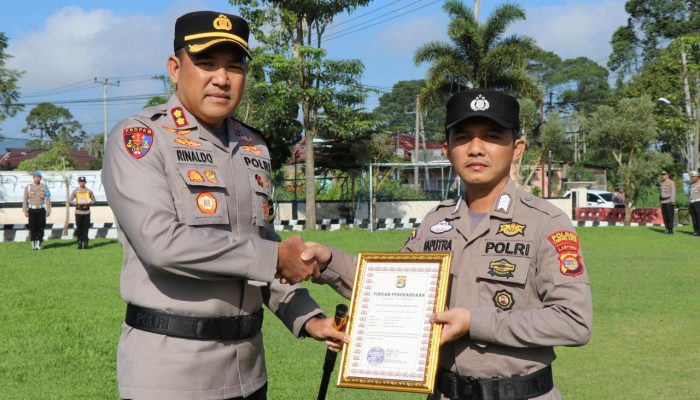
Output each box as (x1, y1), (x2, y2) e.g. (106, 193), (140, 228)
(661, 203), (674, 231)
(28, 208), (46, 241)
(690, 202), (700, 234)
(75, 213), (91, 241)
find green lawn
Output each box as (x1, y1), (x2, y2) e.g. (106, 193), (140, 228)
(0, 227), (698, 399)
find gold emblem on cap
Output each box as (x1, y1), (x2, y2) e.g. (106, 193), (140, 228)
(213, 14), (232, 31)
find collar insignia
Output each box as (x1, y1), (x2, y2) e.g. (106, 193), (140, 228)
(162, 126), (194, 135)
(171, 107), (189, 127)
(430, 220), (453, 234)
(497, 222), (526, 237)
(495, 194), (511, 213)
(470, 95), (489, 111)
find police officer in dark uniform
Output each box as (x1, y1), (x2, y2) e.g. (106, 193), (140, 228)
(303, 89), (593, 400)
(102, 11), (343, 400)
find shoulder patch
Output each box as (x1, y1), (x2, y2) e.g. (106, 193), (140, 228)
(547, 230), (584, 277)
(123, 126), (154, 159)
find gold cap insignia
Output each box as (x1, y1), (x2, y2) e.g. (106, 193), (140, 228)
(213, 14), (232, 31)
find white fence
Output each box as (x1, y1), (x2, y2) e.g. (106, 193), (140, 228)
(0, 170), (107, 203)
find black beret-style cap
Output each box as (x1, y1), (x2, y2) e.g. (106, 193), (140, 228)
(78, 176), (86, 182)
(174, 11), (251, 58)
(445, 89), (520, 134)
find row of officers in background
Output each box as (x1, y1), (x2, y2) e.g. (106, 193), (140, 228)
(22, 172), (95, 250)
(659, 169), (700, 236)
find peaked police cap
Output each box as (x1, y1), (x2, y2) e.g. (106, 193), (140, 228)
(174, 11), (251, 58)
(445, 89), (520, 134)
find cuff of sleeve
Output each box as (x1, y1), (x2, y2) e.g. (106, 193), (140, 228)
(294, 308), (324, 338)
(246, 239), (279, 283)
(468, 307), (496, 343)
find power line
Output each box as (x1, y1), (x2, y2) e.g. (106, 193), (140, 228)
(325, 0), (442, 42)
(9, 93), (166, 107)
(325, 0), (406, 32)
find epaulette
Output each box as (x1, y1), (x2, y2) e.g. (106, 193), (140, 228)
(428, 197), (458, 214)
(519, 193), (564, 218)
(138, 103), (168, 121)
(234, 118), (269, 147)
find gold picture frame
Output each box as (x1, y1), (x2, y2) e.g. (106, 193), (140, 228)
(337, 252), (452, 394)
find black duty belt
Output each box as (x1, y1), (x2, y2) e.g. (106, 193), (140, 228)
(125, 304), (263, 341)
(438, 365), (553, 400)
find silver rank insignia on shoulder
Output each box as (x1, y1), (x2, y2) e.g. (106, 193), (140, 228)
(430, 220), (453, 234)
(470, 94), (489, 111)
(495, 194), (511, 213)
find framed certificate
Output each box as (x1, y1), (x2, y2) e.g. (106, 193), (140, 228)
(337, 252), (452, 394)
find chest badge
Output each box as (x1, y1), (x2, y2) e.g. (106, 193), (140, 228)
(187, 169), (205, 183)
(497, 222), (526, 237)
(175, 137), (202, 147)
(196, 192), (217, 214)
(488, 259), (516, 278)
(242, 144), (262, 155)
(430, 220), (453, 234)
(203, 169), (218, 183)
(162, 126), (194, 135)
(493, 289), (514, 310)
(123, 127), (153, 159)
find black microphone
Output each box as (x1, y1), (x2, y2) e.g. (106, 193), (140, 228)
(317, 304), (348, 400)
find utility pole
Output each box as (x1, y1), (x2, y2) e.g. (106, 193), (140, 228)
(414, 95), (420, 187)
(94, 77), (120, 152)
(680, 45), (698, 171)
(474, 0), (479, 20)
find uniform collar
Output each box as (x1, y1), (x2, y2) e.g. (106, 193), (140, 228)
(450, 178), (518, 243)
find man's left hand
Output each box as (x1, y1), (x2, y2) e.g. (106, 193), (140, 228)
(430, 308), (471, 344)
(303, 317), (349, 353)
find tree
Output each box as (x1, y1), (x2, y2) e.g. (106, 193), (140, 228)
(0, 32), (24, 134)
(414, 0), (541, 108)
(608, 0), (699, 83)
(585, 96), (673, 225)
(232, 0), (373, 229)
(23, 103), (85, 148)
(373, 80), (449, 141)
(18, 140), (75, 235)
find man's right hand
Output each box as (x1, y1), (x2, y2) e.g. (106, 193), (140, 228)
(300, 241), (332, 271)
(276, 235), (321, 284)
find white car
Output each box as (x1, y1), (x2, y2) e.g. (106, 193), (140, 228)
(563, 190), (615, 208)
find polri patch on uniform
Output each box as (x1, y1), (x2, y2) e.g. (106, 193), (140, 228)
(187, 169), (205, 183)
(203, 169), (218, 183)
(497, 222), (526, 237)
(493, 289), (514, 310)
(174, 137), (202, 147)
(162, 126), (194, 135)
(123, 127), (154, 159)
(488, 259), (516, 278)
(171, 107), (189, 127)
(430, 220), (453, 234)
(547, 230), (585, 277)
(196, 192), (217, 214)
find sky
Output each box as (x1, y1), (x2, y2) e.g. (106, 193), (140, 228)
(0, 0), (628, 150)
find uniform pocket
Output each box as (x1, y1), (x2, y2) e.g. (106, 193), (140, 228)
(474, 256), (531, 310)
(176, 166), (229, 226)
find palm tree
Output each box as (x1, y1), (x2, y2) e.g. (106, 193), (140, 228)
(414, 1), (542, 107)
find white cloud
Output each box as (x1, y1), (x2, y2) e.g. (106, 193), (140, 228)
(509, 0), (628, 65)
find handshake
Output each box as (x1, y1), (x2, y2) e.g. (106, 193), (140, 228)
(275, 235), (331, 284)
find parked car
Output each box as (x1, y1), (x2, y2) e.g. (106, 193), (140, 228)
(563, 190), (615, 208)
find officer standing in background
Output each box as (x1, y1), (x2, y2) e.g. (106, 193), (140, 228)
(688, 171), (700, 236)
(660, 170), (676, 234)
(302, 89), (593, 400)
(23, 171), (51, 250)
(102, 11), (342, 400)
(612, 185), (625, 208)
(69, 176), (96, 249)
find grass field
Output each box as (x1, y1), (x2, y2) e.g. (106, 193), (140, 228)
(0, 226), (698, 399)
